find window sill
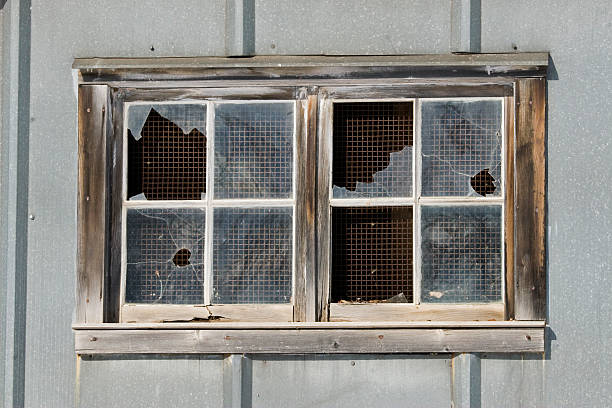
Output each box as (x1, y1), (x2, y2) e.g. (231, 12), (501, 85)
(73, 321), (545, 354)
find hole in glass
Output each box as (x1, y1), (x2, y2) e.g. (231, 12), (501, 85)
(172, 248), (192, 267)
(470, 168), (496, 196)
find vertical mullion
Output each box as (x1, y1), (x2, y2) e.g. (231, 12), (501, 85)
(294, 90), (317, 321)
(413, 98), (422, 305)
(204, 101), (215, 305)
(316, 95), (332, 321)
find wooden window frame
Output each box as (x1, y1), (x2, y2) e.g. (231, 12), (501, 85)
(74, 54), (547, 354)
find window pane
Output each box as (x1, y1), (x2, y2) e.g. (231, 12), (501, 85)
(213, 207), (293, 303)
(421, 206), (502, 303)
(214, 103), (294, 199)
(126, 104), (207, 201)
(421, 100), (502, 197)
(331, 206), (413, 302)
(332, 102), (413, 198)
(125, 208), (205, 304)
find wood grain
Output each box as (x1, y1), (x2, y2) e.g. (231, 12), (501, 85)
(514, 78), (547, 320)
(316, 97), (333, 321)
(294, 91), (318, 321)
(121, 304), (293, 323)
(74, 327), (544, 354)
(504, 95), (516, 320)
(329, 303), (504, 322)
(76, 85), (109, 324)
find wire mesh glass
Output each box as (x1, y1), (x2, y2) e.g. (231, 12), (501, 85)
(213, 207), (293, 304)
(214, 103), (294, 199)
(125, 208), (205, 304)
(332, 102), (413, 198)
(421, 100), (502, 197)
(331, 206), (413, 302)
(126, 104), (207, 201)
(420, 205), (502, 303)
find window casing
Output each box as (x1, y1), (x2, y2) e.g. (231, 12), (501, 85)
(74, 55), (547, 353)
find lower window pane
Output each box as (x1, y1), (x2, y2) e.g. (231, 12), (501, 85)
(332, 206), (413, 302)
(421, 205), (502, 303)
(213, 207), (293, 304)
(125, 208), (205, 304)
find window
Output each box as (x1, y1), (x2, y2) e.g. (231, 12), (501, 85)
(74, 55), (547, 354)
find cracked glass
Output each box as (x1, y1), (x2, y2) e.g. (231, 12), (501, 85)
(332, 102), (413, 198)
(126, 104), (207, 201)
(125, 208), (205, 304)
(421, 100), (502, 197)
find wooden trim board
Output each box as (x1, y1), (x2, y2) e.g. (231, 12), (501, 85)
(74, 326), (544, 354)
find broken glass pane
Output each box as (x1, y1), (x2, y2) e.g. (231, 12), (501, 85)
(125, 208), (205, 304)
(420, 205), (502, 303)
(126, 104), (207, 201)
(214, 103), (294, 199)
(213, 207), (292, 304)
(421, 100), (502, 197)
(332, 102), (413, 198)
(331, 206), (413, 302)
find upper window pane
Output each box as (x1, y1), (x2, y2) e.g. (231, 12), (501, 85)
(214, 103), (294, 199)
(421, 100), (502, 197)
(332, 102), (413, 198)
(126, 104), (207, 201)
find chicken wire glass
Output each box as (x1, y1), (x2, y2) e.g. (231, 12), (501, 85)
(125, 208), (205, 304)
(420, 205), (502, 303)
(421, 100), (502, 197)
(213, 207), (293, 304)
(331, 207), (413, 302)
(332, 102), (413, 198)
(126, 104), (207, 201)
(214, 103), (294, 199)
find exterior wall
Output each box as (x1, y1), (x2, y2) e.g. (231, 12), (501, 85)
(0, 0), (610, 406)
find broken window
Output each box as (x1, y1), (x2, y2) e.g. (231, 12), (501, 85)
(329, 98), (504, 308)
(331, 207), (413, 302)
(122, 101), (296, 312)
(421, 100), (502, 197)
(125, 208), (206, 304)
(127, 104), (207, 201)
(332, 102), (413, 198)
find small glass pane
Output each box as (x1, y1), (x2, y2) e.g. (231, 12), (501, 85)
(213, 207), (293, 303)
(214, 103), (294, 199)
(331, 206), (413, 302)
(421, 100), (502, 197)
(126, 104), (207, 201)
(125, 208), (205, 304)
(421, 206), (502, 303)
(332, 102), (413, 198)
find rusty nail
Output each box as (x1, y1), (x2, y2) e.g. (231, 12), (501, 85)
(224, 336), (231, 340)
(89, 336), (97, 342)
(526, 335), (532, 341)
(378, 335), (384, 340)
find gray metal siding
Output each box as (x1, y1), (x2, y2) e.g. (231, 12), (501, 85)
(0, 0), (610, 406)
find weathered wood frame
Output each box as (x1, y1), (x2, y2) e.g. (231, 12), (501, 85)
(75, 54), (547, 353)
